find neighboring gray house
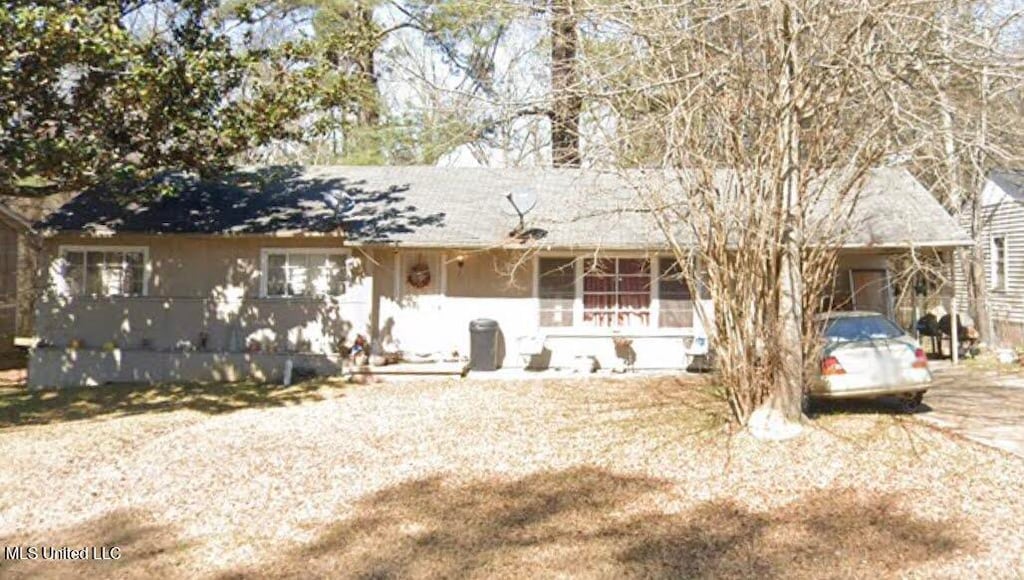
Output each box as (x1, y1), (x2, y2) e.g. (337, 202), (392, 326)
(0, 202), (32, 355)
(27, 166), (970, 387)
(0, 195), (76, 357)
(955, 171), (1024, 344)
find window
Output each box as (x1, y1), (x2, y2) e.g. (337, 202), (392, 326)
(538, 257), (575, 327)
(658, 258), (694, 328)
(56, 247), (146, 297)
(992, 236), (1008, 291)
(263, 250), (347, 298)
(582, 258), (651, 328)
(535, 255), (708, 329)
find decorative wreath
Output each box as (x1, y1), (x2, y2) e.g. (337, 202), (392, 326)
(407, 261), (432, 288)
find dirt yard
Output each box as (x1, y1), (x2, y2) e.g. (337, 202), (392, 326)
(1, 375), (1022, 579)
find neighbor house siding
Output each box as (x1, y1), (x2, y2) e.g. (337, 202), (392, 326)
(954, 195), (1024, 344)
(0, 222), (17, 353)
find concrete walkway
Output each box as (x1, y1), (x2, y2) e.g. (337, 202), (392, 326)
(918, 363), (1024, 458)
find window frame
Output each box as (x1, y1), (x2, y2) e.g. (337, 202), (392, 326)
(532, 253), (708, 333)
(656, 256), (700, 329)
(259, 248), (350, 299)
(580, 256), (654, 329)
(54, 245), (150, 298)
(536, 256), (578, 328)
(991, 235), (1008, 292)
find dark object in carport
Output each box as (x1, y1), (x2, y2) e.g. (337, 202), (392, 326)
(469, 319), (500, 372)
(916, 314), (942, 356)
(939, 314), (979, 358)
(916, 314), (940, 336)
(938, 314), (968, 338)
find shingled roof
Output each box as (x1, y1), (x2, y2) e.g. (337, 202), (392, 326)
(39, 165), (970, 250)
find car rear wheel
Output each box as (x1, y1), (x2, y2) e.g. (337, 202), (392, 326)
(898, 391), (925, 414)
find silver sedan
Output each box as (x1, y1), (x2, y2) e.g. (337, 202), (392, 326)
(809, 311), (931, 413)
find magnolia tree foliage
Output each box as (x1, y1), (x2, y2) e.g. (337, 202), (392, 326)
(0, 0), (344, 196)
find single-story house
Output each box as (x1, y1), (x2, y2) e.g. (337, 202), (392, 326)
(954, 170), (1024, 344)
(28, 165), (970, 387)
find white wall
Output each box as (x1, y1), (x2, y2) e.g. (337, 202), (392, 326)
(376, 249), (710, 370)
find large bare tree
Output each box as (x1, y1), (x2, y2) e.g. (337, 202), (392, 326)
(904, 2), (1024, 346)
(575, 0), (1013, 433)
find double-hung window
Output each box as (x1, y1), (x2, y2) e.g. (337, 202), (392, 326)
(582, 258), (651, 328)
(263, 249), (347, 298)
(56, 247), (147, 297)
(658, 257), (695, 328)
(538, 257), (576, 327)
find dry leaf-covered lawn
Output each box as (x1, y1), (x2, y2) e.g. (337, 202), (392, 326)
(1, 375), (1022, 579)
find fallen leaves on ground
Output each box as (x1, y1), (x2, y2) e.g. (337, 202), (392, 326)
(1, 375), (1022, 579)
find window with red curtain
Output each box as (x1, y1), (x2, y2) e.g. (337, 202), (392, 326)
(582, 258), (651, 327)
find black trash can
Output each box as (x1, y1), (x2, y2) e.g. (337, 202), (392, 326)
(469, 319), (500, 371)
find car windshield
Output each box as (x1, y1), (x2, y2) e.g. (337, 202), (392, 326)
(824, 316), (905, 342)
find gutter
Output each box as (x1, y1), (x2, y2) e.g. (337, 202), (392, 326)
(36, 230), (975, 251)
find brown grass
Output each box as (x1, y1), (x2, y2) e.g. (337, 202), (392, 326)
(1, 375), (1022, 579)
(0, 380), (340, 429)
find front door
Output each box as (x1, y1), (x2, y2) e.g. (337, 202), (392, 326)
(850, 269), (892, 317)
(397, 252), (446, 355)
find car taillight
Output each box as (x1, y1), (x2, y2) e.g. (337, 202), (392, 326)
(821, 356), (846, 375)
(913, 348), (928, 369)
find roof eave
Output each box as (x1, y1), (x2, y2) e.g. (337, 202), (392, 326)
(0, 203), (35, 235)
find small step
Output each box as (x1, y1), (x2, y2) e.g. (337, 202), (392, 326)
(338, 361), (470, 377)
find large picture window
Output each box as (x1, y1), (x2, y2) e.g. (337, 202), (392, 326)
(263, 250), (347, 298)
(536, 255), (707, 330)
(582, 258), (651, 328)
(57, 247), (147, 297)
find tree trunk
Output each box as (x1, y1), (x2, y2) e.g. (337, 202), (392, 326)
(970, 234), (994, 343)
(938, 6), (961, 211)
(550, 0), (581, 167)
(356, 6), (380, 127)
(969, 44), (996, 344)
(774, 2), (804, 422)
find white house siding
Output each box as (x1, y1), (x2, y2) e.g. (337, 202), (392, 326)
(29, 235), (373, 387)
(374, 249), (906, 372)
(955, 193), (1024, 344)
(376, 250), (543, 369)
(30, 236), (942, 385)
(377, 249), (713, 371)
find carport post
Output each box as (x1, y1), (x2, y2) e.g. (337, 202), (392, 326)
(950, 249), (959, 365)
